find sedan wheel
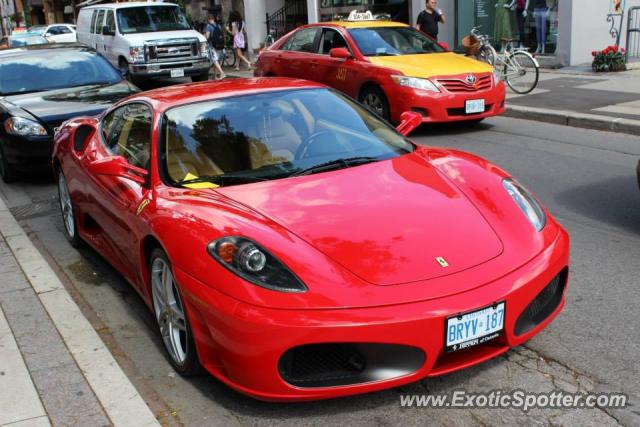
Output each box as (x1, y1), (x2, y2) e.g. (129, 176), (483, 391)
(150, 248), (200, 375)
(57, 172), (82, 247)
(0, 145), (17, 183)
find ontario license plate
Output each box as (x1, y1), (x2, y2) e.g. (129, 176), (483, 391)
(170, 68), (185, 78)
(465, 99), (485, 114)
(445, 302), (505, 352)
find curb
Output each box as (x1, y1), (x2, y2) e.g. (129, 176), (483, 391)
(504, 105), (640, 135)
(0, 197), (160, 427)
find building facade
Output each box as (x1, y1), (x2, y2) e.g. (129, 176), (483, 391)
(244, 0), (640, 66)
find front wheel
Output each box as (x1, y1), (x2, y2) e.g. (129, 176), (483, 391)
(150, 248), (201, 376)
(478, 44), (497, 67)
(57, 171), (82, 247)
(0, 144), (17, 183)
(359, 86), (390, 122)
(191, 71), (209, 82)
(221, 48), (236, 68)
(504, 51), (539, 94)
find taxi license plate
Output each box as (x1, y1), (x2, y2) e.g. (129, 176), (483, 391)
(465, 99), (485, 114)
(170, 69), (185, 78)
(445, 302), (505, 352)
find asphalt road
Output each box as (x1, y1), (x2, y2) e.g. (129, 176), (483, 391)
(1, 117), (639, 426)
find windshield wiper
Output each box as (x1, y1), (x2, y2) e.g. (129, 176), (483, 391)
(290, 156), (380, 177)
(176, 173), (268, 187)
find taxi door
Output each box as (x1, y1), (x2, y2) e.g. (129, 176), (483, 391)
(313, 28), (360, 98)
(273, 27), (322, 80)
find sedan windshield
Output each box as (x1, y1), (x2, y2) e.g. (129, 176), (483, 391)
(348, 26), (444, 56)
(0, 49), (122, 95)
(163, 88), (414, 187)
(117, 6), (191, 34)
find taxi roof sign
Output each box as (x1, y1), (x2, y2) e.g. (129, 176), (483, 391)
(346, 10), (374, 21)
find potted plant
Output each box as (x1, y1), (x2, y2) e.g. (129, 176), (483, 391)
(591, 45), (627, 72)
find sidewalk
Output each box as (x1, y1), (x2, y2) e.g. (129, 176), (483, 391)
(504, 65), (640, 134)
(0, 197), (159, 427)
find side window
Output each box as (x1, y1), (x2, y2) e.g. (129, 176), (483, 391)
(101, 104), (153, 170)
(284, 28), (319, 53)
(95, 10), (105, 34)
(90, 11), (97, 34)
(105, 11), (115, 34)
(319, 28), (348, 55)
(59, 26), (72, 34)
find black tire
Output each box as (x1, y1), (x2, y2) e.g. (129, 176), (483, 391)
(57, 171), (83, 248)
(119, 58), (139, 85)
(0, 144), (17, 183)
(222, 48), (236, 68)
(191, 71), (209, 82)
(359, 85), (390, 122)
(504, 51), (539, 95)
(478, 45), (496, 67)
(149, 247), (201, 376)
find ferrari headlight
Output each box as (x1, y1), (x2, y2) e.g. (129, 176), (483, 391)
(208, 236), (307, 292)
(129, 46), (145, 63)
(391, 75), (440, 93)
(4, 117), (47, 136)
(503, 178), (546, 231)
(200, 42), (209, 57)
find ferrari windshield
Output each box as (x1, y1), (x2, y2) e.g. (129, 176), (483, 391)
(163, 88), (414, 187)
(348, 26), (444, 56)
(117, 6), (191, 34)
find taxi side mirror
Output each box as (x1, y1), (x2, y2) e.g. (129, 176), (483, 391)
(329, 47), (352, 59)
(396, 111), (422, 136)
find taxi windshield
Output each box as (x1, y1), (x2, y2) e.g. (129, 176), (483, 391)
(163, 88), (414, 187)
(348, 26), (444, 56)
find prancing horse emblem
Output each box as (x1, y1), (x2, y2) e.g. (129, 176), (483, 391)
(465, 74), (477, 85)
(435, 257), (449, 268)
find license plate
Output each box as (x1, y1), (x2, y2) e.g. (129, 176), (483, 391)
(465, 99), (485, 114)
(170, 69), (185, 78)
(445, 302), (505, 352)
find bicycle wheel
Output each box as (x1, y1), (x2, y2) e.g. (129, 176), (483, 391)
(504, 51), (539, 94)
(478, 44), (497, 67)
(222, 48), (236, 68)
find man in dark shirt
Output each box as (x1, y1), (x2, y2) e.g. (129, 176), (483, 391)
(416, 0), (446, 40)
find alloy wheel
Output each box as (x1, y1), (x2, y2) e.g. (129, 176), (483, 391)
(151, 257), (188, 365)
(58, 173), (75, 239)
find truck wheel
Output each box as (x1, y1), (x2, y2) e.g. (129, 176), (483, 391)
(191, 71), (209, 82)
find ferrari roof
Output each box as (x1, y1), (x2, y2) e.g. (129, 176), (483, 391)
(132, 77), (326, 110)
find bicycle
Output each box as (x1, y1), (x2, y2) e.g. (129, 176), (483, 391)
(466, 26), (539, 95)
(217, 34), (236, 68)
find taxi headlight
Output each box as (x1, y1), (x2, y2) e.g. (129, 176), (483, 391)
(391, 75), (440, 93)
(493, 68), (502, 84)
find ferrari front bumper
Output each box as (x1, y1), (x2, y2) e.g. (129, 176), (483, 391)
(176, 226), (569, 402)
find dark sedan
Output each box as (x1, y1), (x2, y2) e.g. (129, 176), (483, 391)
(0, 43), (138, 182)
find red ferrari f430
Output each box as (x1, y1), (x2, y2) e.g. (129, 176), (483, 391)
(53, 78), (569, 401)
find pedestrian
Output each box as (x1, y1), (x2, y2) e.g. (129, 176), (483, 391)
(227, 11), (252, 71)
(204, 14), (226, 80)
(416, 0), (445, 41)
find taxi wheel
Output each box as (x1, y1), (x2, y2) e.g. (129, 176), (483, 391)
(359, 86), (390, 122)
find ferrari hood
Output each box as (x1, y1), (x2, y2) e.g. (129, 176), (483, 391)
(218, 153), (504, 286)
(369, 52), (492, 78)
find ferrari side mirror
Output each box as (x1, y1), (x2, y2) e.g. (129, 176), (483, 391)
(396, 111), (422, 136)
(88, 155), (148, 185)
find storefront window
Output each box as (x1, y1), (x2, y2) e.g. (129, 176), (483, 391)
(456, 0), (558, 55)
(319, 0), (409, 24)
